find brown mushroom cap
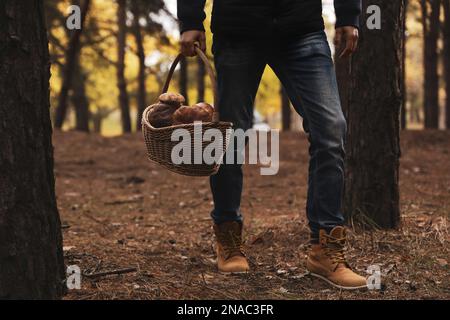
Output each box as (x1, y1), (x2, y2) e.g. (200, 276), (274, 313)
(159, 92), (185, 106)
(172, 105), (193, 124)
(194, 102), (213, 109)
(194, 102), (214, 116)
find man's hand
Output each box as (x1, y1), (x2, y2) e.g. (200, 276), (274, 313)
(180, 30), (206, 56)
(334, 26), (359, 58)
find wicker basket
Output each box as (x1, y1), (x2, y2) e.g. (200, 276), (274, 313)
(142, 47), (233, 176)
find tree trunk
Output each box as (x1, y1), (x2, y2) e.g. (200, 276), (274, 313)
(401, 0), (409, 129)
(92, 113), (102, 133)
(179, 56), (189, 105)
(443, 0), (450, 129)
(197, 56), (205, 102)
(280, 85), (291, 131)
(71, 54), (90, 132)
(117, 0), (132, 133)
(421, 0), (441, 129)
(339, 0), (405, 229)
(335, 56), (351, 115)
(132, 3), (147, 129)
(0, 0), (65, 298)
(54, 0), (90, 129)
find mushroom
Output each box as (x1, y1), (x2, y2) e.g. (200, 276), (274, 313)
(194, 102), (214, 117)
(147, 103), (179, 128)
(172, 103), (214, 125)
(158, 92), (185, 108)
(172, 106), (195, 125)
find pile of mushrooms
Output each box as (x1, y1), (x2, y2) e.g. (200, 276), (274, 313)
(147, 92), (214, 128)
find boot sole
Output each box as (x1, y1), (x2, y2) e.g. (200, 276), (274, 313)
(308, 272), (368, 290)
(218, 270), (249, 275)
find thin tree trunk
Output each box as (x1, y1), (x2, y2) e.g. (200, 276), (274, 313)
(421, 0), (441, 129)
(340, 0), (405, 229)
(280, 85), (291, 131)
(179, 56), (189, 105)
(132, 3), (147, 129)
(401, 0), (409, 129)
(91, 108), (113, 134)
(92, 113), (102, 133)
(0, 0), (65, 298)
(54, 0), (90, 129)
(117, 0), (132, 133)
(444, 0), (450, 129)
(197, 56), (205, 102)
(71, 54), (90, 132)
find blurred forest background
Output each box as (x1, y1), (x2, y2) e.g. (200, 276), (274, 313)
(45, 0), (450, 136)
(2, 0), (448, 299)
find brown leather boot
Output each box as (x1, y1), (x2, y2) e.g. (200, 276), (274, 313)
(213, 221), (250, 273)
(306, 226), (367, 290)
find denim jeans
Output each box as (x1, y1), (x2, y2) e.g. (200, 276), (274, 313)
(210, 31), (346, 238)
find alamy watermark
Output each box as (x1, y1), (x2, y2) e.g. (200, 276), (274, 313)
(64, 4), (383, 32)
(367, 264), (382, 290)
(64, 263), (382, 290)
(66, 5), (82, 30)
(366, 5), (381, 30)
(170, 122), (280, 176)
(66, 265), (81, 290)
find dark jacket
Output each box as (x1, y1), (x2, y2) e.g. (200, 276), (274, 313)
(177, 0), (361, 38)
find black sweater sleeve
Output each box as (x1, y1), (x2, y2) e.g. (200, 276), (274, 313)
(177, 0), (207, 34)
(334, 0), (362, 28)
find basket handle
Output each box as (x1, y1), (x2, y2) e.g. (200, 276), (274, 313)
(161, 44), (219, 123)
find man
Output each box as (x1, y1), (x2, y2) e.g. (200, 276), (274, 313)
(177, 0), (367, 289)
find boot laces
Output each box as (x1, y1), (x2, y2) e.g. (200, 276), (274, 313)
(217, 230), (245, 259)
(323, 234), (348, 267)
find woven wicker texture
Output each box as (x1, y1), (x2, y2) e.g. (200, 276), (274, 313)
(141, 46), (233, 176)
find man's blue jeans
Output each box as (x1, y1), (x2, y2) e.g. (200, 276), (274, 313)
(210, 31), (346, 238)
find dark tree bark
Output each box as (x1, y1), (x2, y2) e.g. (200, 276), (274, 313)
(54, 0), (90, 129)
(71, 54), (90, 132)
(0, 0), (65, 298)
(132, 3), (147, 129)
(420, 0), (441, 129)
(443, 0), (450, 129)
(117, 0), (132, 133)
(338, 0), (405, 229)
(197, 56), (205, 102)
(335, 56), (351, 115)
(179, 56), (189, 105)
(280, 85), (291, 131)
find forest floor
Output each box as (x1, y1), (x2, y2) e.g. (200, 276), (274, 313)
(56, 130), (450, 300)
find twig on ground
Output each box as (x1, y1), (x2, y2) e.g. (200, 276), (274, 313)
(104, 195), (143, 205)
(84, 267), (137, 279)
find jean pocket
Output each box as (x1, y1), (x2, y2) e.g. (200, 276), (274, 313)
(295, 32), (332, 59)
